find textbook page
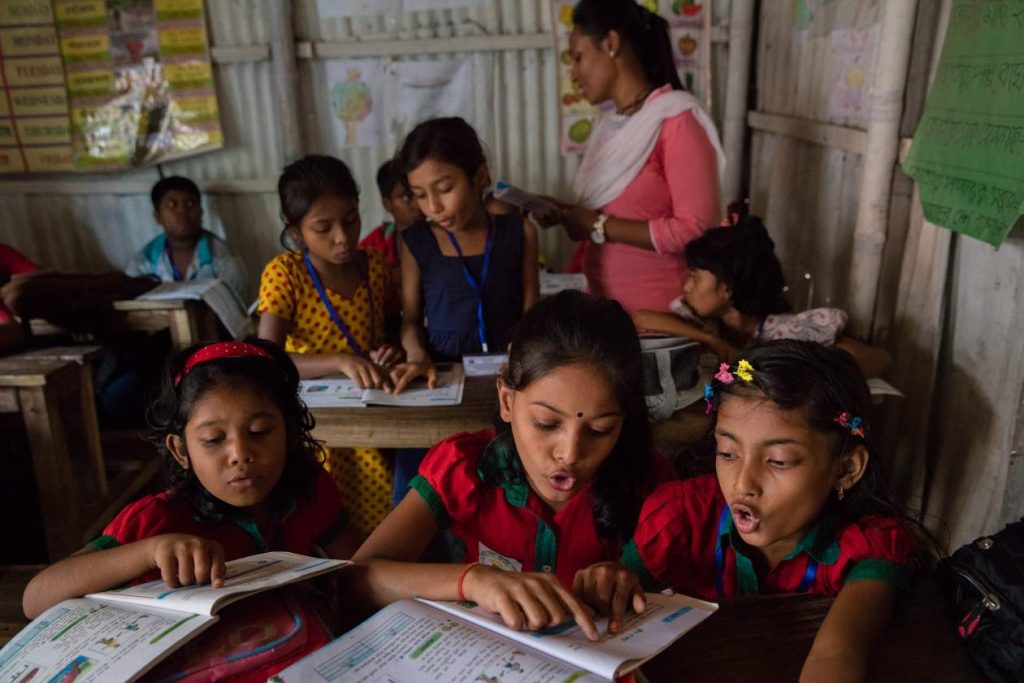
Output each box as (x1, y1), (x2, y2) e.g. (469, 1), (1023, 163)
(89, 553), (348, 616)
(422, 592), (717, 680)
(299, 378), (367, 408)
(0, 598), (215, 683)
(137, 279), (249, 338)
(360, 362), (465, 407)
(269, 599), (604, 683)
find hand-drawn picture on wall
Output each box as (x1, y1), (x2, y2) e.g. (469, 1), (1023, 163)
(386, 56), (491, 144)
(326, 60), (383, 149)
(827, 25), (879, 123)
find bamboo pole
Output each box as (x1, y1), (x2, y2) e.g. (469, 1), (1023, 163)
(847, 0), (918, 338)
(267, 0), (304, 162)
(721, 0), (754, 205)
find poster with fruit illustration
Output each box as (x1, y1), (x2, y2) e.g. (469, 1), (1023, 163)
(325, 59), (383, 149)
(826, 25), (879, 123)
(551, 0), (604, 155)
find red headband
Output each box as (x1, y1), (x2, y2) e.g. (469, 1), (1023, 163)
(174, 342), (274, 387)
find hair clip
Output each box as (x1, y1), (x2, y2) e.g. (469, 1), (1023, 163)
(704, 383), (715, 415)
(714, 362), (734, 384)
(735, 359), (754, 383)
(834, 412), (866, 438)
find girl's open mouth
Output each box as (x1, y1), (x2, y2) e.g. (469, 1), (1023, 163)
(731, 504), (761, 534)
(548, 472), (578, 492)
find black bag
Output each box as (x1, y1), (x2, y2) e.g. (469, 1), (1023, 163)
(937, 518), (1024, 682)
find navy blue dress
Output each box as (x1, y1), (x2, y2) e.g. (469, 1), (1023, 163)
(403, 214), (525, 362)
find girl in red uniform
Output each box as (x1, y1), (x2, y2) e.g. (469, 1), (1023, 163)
(24, 339), (361, 619)
(349, 290), (666, 640)
(577, 340), (924, 680)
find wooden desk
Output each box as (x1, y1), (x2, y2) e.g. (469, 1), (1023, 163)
(309, 375), (709, 450)
(0, 358), (101, 559)
(111, 298), (219, 346)
(642, 588), (986, 682)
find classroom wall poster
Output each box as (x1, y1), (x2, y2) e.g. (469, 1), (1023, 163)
(551, 0), (603, 155)
(324, 59), (384, 149)
(0, 0), (222, 174)
(903, 0), (1024, 247)
(826, 24), (879, 123)
(660, 0), (710, 105)
(0, 0), (74, 172)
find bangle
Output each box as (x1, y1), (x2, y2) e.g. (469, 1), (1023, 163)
(457, 562), (481, 602)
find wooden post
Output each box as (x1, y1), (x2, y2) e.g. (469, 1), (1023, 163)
(847, 0), (919, 337)
(721, 0), (755, 204)
(267, 0), (304, 162)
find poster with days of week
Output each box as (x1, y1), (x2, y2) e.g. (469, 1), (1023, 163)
(0, 0), (222, 174)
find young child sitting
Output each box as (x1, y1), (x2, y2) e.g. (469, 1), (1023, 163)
(576, 340), (926, 679)
(349, 291), (667, 640)
(632, 212), (891, 377)
(125, 176), (247, 302)
(23, 339), (360, 619)
(359, 160), (423, 274)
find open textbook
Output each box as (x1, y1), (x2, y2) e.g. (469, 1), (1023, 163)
(300, 362), (465, 408)
(271, 592), (717, 683)
(137, 278), (250, 339)
(0, 552), (348, 683)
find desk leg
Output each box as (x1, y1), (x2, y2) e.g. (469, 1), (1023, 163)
(167, 309), (197, 347)
(76, 364), (107, 499)
(18, 385), (84, 560)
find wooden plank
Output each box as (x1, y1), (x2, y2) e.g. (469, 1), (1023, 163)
(748, 110), (867, 154)
(0, 178), (277, 196)
(0, 359), (69, 388)
(299, 32), (554, 60)
(112, 299), (188, 312)
(0, 387), (17, 412)
(210, 44), (271, 64)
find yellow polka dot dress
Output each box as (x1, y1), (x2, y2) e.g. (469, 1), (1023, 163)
(259, 249), (399, 535)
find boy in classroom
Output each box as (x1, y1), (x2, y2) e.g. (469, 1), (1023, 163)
(125, 176), (248, 302)
(359, 160), (423, 277)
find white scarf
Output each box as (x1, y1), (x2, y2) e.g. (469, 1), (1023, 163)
(573, 89), (726, 209)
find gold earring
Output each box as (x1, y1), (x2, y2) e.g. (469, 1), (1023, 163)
(609, 50), (616, 58)
(837, 486), (845, 501)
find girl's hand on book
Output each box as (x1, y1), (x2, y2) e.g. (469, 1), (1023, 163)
(147, 534), (226, 589)
(388, 360), (437, 394)
(463, 565), (600, 641)
(369, 344), (404, 370)
(338, 353), (385, 389)
(573, 562), (646, 635)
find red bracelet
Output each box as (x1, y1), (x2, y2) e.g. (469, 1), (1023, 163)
(457, 562), (481, 602)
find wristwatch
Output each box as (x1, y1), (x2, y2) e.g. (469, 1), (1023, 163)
(590, 212), (608, 244)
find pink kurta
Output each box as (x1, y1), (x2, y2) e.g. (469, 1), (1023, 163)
(582, 87), (721, 314)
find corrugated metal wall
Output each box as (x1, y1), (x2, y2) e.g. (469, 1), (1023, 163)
(0, 0), (731, 286)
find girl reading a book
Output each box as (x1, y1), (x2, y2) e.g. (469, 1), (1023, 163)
(575, 341), (927, 679)
(23, 339), (360, 619)
(349, 291), (667, 640)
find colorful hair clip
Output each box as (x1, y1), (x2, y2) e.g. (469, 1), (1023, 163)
(735, 359), (754, 383)
(834, 412), (866, 438)
(704, 383), (715, 415)
(714, 363), (734, 384)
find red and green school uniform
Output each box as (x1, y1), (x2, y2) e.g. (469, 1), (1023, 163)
(623, 475), (914, 599)
(410, 429), (630, 588)
(89, 469), (347, 582)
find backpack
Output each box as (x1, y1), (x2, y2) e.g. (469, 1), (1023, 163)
(143, 587), (337, 683)
(937, 518), (1024, 682)
(640, 337), (702, 420)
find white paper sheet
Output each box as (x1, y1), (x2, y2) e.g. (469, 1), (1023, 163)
(385, 55), (492, 144)
(325, 59), (386, 149)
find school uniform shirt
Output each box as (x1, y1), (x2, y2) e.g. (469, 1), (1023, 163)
(125, 230), (248, 302)
(0, 244), (37, 323)
(258, 248), (398, 536)
(623, 475), (914, 600)
(88, 469), (346, 582)
(359, 222), (400, 268)
(410, 428), (623, 588)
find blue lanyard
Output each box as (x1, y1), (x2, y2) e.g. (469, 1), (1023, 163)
(302, 253), (375, 358)
(165, 241), (188, 282)
(444, 224), (494, 354)
(714, 505), (818, 598)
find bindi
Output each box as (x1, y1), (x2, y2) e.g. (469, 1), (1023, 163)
(576, 412), (584, 418)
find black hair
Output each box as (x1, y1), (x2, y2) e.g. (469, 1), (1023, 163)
(706, 340), (934, 553)
(491, 290), (659, 541)
(376, 159), (402, 199)
(684, 214), (791, 318)
(572, 0), (684, 91)
(151, 176), (200, 209)
(277, 155), (360, 250)
(393, 117), (487, 188)
(145, 338), (324, 522)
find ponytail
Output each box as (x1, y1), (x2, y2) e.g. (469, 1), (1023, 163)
(572, 0), (684, 92)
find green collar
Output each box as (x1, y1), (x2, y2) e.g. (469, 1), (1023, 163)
(719, 508), (841, 565)
(196, 496), (298, 552)
(476, 436), (530, 508)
